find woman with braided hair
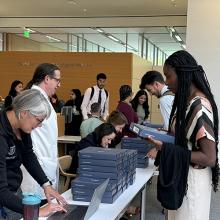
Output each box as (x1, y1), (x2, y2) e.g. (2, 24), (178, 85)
(147, 50), (219, 220)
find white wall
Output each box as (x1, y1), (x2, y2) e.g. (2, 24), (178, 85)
(186, 0), (220, 117)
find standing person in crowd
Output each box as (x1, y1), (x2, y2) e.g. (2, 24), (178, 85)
(140, 70), (174, 130)
(4, 80), (23, 109)
(21, 63), (61, 205)
(147, 50), (219, 220)
(80, 102), (103, 138)
(0, 90), (66, 220)
(107, 110), (127, 148)
(64, 89), (82, 135)
(117, 85), (138, 137)
(131, 89), (150, 124)
(81, 73), (109, 120)
(50, 93), (65, 113)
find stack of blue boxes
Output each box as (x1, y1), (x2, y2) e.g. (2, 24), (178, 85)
(121, 137), (153, 168)
(71, 147), (137, 204)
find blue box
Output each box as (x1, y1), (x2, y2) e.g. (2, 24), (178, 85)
(129, 123), (175, 144)
(78, 164), (122, 173)
(71, 177), (117, 192)
(73, 190), (121, 204)
(78, 170), (123, 180)
(121, 137), (154, 153)
(73, 176), (119, 186)
(72, 188), (116, 197)
(79, 147), (127, 161)
(79, 158), (123, 167)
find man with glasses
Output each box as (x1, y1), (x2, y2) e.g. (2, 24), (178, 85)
(21, 63), (61, 205)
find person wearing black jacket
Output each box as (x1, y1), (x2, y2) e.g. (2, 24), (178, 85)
(4, 80), (23, 109)
(64, 89), (83, 135)
(69, 123), (116, 173)
(107, 110), (127, 148)
(0, 89), (66, 219)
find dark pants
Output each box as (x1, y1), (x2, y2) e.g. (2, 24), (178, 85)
(0, 188), (23, 220)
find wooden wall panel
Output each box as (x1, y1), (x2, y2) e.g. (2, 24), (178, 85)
(0, 52), (132, 113)
(131, 54), (152, 94)
(150, 66), (167, 124)
(57, 114), (65, 136)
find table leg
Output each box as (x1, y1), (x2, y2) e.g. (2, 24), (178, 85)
(141, 184), (147, 220)
(64, 143), (67, 155)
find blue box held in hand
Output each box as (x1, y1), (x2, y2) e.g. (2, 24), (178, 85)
(129, 123), (175, 144)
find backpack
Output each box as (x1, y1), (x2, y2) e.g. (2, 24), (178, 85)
(89, 86), (108, 101)
(161, 90), (174, 97)
(89, 86), (108, 114)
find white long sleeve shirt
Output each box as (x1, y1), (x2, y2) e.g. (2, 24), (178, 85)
(159, 86), (174, 130)
(81, 85), (109, 120)
(21, 85), (58, 199)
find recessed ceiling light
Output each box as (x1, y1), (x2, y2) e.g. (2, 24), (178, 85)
(169, 27), (175, 32)
(83, 8), (87, 12)
(107, 35), (119, 42)
(96, 28), (104, 33)
(67, 0), (77, 4)
(46, 35), (61, 42)
(175, 35), (182, 42)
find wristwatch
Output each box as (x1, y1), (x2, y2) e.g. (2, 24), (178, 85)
(42, 180), (52, 188)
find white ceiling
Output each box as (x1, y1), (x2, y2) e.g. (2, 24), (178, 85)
(0, 0), (188, 56)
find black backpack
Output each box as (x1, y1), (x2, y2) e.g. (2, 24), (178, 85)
(89, 86), (108, 113)
(89, 86), (108, 101)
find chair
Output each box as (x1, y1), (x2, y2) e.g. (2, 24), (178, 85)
(58, 155), (77, 193)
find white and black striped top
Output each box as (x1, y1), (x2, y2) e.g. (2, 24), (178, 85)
(185, 96), (215, 151)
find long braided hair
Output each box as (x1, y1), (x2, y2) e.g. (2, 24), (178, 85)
(165, 50), (219, 192)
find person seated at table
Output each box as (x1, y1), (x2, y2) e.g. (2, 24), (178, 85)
(69, 123), (116, 173)
(107, 110), (127, 148)
(80, 102), (103, 138)
(0, 89), (66, 220)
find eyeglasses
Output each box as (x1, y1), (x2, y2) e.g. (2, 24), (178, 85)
(50, 76), (61, 84)
(29, 111), (45, 125)
(35, 116), (44, 125)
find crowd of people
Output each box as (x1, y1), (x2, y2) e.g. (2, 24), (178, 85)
(0, 50), (218, 220)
